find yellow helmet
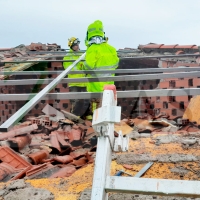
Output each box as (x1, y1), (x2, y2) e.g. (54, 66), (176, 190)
(68, 37), (80, 48)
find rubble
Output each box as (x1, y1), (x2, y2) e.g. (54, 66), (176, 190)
(0, 104), (98, 182)
(1, 179), (54, 200)
(1, 100), (200, 195)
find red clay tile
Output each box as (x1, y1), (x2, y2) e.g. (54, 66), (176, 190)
(0, 146), (32, 169)
(70, 151), (86, 159)
(8, 134), (32, 151)
(54, 131), (71, 147)
(175, 50), (185, 55)
(53, 155), (73, 164)
(28, 150), (49, 164)
(175, 45), (198, 49)
(182, 125), (200, 132)
(72, 157), (87, 167)
(10, 166), (31, 181)
(85, 152), (94, 163)
(86, 127), (95, 136)
(123, 164), (133, 170)
(49, 166), (76, 178)
(72, 124), (80, 129)
(160, 44), (178, 49)
(26, 164), (60, 179)
(67, 128), (82, 145)
(0, 124), (38, 141)
(84, 120), (92, 127)
(26, 163), (50, 177)
(0, 163), (16, 182)
(50, 131), (61, 152)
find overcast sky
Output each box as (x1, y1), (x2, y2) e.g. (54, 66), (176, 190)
(0, 0), (199, 50)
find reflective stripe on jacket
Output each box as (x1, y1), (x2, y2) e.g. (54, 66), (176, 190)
(83, 42), (119, 92)
(63, 49), (86, 87)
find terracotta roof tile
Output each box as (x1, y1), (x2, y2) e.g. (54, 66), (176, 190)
(0, 146), (32, 169)
(160, 44), (178, 48)
(138, 43), (164, 49)
(49, 166), (76, 178)
(138, 43), (199, 50)
(28, 150), (49, 165)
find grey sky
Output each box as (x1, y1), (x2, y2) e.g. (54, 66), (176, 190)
(0, 0), (199, 50)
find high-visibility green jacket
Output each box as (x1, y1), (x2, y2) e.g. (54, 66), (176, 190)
(63, 49), (86, 87)
(83, 42), (119, 92)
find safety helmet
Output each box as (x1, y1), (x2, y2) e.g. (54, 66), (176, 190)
(68, 37), (80, 48)
(86, 20), (105, 41)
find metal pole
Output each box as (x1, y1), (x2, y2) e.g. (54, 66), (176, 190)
(0, 88), (200, 101)
(2, 71), (200, 85)
(105, 176), (200, 197)
(1, 67), (200, 75)
(91, 90), (116, 200)
(0, 53), (86, 132)
(1, 53), (199, 63)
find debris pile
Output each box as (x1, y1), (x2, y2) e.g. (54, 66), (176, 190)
(1, 96), (200, 183)
(0, 104), (97, 182)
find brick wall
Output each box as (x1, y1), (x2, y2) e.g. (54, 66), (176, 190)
(1, 58), (199, 125)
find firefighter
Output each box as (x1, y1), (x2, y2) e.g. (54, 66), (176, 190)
(83, 20), (119, 119)
(63, 37), (89, 118)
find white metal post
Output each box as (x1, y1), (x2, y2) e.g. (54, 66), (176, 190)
(91, 88), (120, 200)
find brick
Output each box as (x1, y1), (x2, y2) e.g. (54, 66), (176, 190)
(159, 81), (169, 89)
(175, 79), (189, 88)
(168, 102), (182, 109)
(193, 78), (200, 87)
(153, 102), (163, 109)
(160, 109), (184, 117)
(175, 96), (189, 102)
(164, 78), (179, 82)
(160, 96), (175, 102)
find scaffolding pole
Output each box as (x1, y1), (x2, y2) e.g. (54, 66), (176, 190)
(2, 71), (200, 86)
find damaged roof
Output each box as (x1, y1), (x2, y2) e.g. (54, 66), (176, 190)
(0, 42), (63, 80)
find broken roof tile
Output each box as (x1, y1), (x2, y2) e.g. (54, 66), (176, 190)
(0, 124), (38, 141)
(0, 146), (32, 169)
(53, 155), (73, 164)
(49, 166), (76, 178)
(28, 150), (49, 165)
(27, 164), (60, 179)
(8, 134), (32, 151)
(70, 151), (86, 159)
(0, 162), (16, 182)
(72, 157), (87, 167)
(50, 131), (61, 152)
